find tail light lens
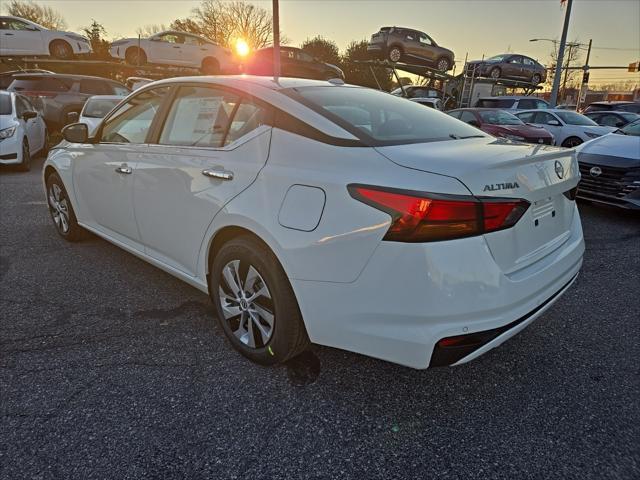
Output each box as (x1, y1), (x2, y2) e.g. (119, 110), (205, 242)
(348, 185), (529, 242)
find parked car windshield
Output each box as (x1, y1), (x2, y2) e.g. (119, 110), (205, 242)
(620, 112), (640, 122)
(485, 55), (508, 63)
(0, 94), (12, 115)
(478, 110), (523, 125)
(619, 119), (640, 136)
(555, 111), (598, 126)
(288, 86), (486, 145)
(82, 98), (122, 118)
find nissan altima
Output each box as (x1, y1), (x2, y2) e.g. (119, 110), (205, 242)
(43, 76), (584, 369)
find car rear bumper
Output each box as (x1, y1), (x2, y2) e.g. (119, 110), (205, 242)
(292, 205), (584, 369)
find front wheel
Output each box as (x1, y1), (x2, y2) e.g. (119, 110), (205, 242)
(490, 67), (501, 79)
(531, 73), (542, 84)
(46, 172), (86, 241)
(125, 47), (147, 66)
(436, 57), (450, 72)
(211, 236), (309, 365)
(49, 40), (74, 60)
(201, 57), (220, 75)
(561, 136), (583, 148)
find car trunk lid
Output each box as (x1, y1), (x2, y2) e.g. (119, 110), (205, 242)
(375, 138), (580, 273)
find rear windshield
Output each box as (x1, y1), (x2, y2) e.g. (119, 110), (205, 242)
(618, 103), (640, 113)
(0, 94), (12, 115)
(478, 110), (523, 125)
(9, 77), (71, 92)
(555, 111), (598, 126)
(476, 98), (515, 108)
(286, 86), (485, 146)
(82, 98), (122, 118)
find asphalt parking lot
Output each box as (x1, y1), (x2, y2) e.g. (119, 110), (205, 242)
(1, 155), (639, 480)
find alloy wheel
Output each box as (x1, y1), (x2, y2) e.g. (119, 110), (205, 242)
(389, 48), (401, 62)
(48, 183), (70, 234)
(437, 58), (449, 71)
(218, 259), (275, 349)
(491, 68), (501, 79)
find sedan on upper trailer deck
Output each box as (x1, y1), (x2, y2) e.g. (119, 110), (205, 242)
(575, 119), (640, 210)
(466, 54), (547, 84)
(43, 76), (584, 369)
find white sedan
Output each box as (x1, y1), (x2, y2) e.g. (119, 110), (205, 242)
(109, 30), (238, 74)
(515, 109), (616, 147)
(0, 16), (91, 59)
(1, 91), (47, 171)
(43, 77), (584, 369)
(79, 95), (125, 135)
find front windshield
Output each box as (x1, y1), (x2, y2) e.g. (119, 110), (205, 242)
(620, 112), (640, 122)
(620, 119), (640, 136)
(478, 110), (523, 125)
(485, 55), (508, 63)
(555, 111), (598, 126)
(287, 86), (485, 145)
(82, 98), (121, 118)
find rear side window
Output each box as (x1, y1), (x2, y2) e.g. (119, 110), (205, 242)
(618, 104), (640, 113)
(10, 77), (70, 92)
(0, 94), (12, 115)
(159, 86), (240, 148)
(288, 86), (485, 146)
(517, 99), (537, 109)
(101, 87), (170, 143)
(475, 98), (515, 108)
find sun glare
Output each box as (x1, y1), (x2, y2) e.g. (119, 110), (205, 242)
(235, 38), (250, 57)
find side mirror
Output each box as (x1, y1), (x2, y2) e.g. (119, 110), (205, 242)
(62, 123), (89, 143)
(547, 120), (561, 126)
(22, 111), (38, 121)
(615, 121), (625, 128)
(467, 120), (480, 128)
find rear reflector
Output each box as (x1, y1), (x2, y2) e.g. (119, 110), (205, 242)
(348, 184), (530, 242)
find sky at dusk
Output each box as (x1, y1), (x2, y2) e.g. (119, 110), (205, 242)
(28, 0), (640, 85)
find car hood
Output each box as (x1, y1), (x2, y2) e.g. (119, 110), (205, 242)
(576, 133), (640, 161)
(581, 125), (618, 135)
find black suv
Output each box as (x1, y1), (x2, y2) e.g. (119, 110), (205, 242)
(7, 73), (129, 131)
(367, 27), (455, 71)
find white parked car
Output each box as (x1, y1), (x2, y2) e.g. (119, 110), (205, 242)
(410, 97), (443, 110)
(109, 30), (238, 74)
(0, 16), (91, 59)
(1, 91), (47, 171)
(515, 109), (617, 148)
(43, 77), (584, 369)
(79, 95), (125, 135)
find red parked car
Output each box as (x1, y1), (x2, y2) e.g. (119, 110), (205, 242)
(447, 108), (554, 144)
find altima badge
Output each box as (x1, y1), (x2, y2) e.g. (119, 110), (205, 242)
(590, 166), (602, 178)
(554, 160), (565, 179)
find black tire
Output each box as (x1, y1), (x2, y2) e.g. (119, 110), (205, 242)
(210, 235), (310, 365)
(201, 57), (220, 75)
(561, 136), (583, 148)
(436, 57), (450, 72)
(40, 128), (49, 156)
(45, 171), (86, 241)
(531, 73), (542, 84)
(49, 40), (74, 60)
(17, 139), (31, 172)
(490, 67), (501, 79)
(125, 47), (147, 66)
(388, 46), (403, 63)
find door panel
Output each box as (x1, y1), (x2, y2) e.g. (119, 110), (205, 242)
(0, 19), (44, 55)
(133, 85), (272, 275)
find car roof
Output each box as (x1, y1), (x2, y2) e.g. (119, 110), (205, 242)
(11, 72), (123, 82)
(478, 96), (545, 100)
(589, 101), (637, 105)
(146, 75), (350, 91)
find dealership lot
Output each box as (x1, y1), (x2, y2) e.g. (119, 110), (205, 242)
(1, 157), (638, 479)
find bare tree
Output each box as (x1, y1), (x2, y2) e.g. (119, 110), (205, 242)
(547, 39), (584, 91)
(4, 0), (66, 29)
(190, 1), (274, 49)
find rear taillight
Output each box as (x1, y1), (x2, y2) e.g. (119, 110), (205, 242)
(348, 185), (529, 242)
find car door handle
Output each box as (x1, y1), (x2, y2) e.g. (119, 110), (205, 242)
(115, 164), (132, 174)
(173, 46), (181, 49)
(202, 168), (233, 180)
(4, 33), (14, 35)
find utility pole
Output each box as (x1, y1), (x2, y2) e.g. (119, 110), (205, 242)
(576, 39), (593, 111)
(272, 0), (281, 79)
(550, 0), (573, 107)
(561, 43), (576, 103)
